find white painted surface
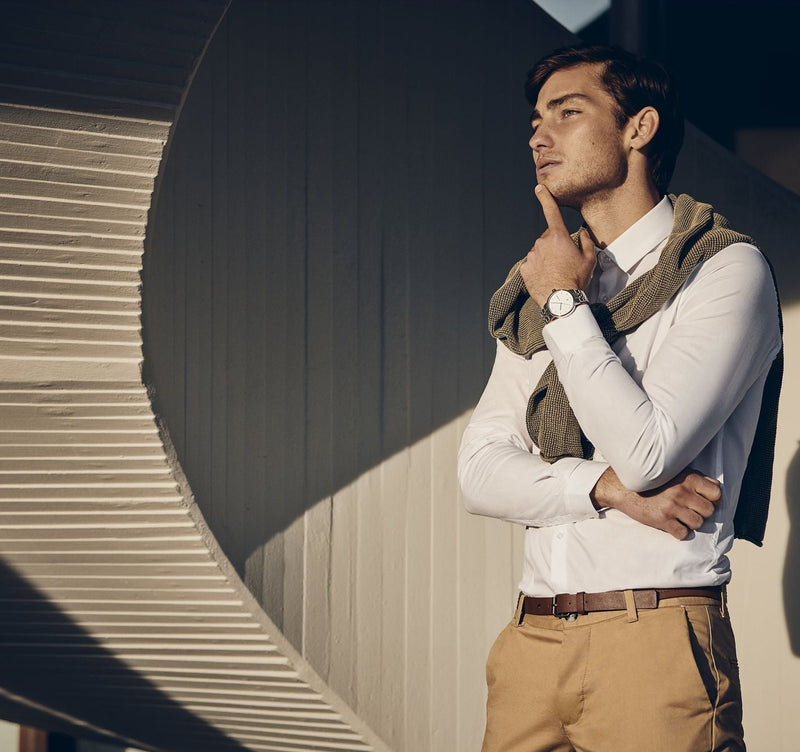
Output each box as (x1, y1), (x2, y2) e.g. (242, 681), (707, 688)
(0, 1), (392, 750)
(141, 1), (800, 750)
(729, 301), (800, 751)
(143, 3), (560, 748)
(0, 719), (19, 750)
(79, 742), (143, 752)
(2, 2), (795, 752)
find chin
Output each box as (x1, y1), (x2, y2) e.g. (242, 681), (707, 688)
(546, 185), (581, 210)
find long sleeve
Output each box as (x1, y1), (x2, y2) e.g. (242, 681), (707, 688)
(543, 243), (782, 492)
(458, 338), (608, 527)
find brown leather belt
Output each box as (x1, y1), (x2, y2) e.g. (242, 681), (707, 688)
(522, 586), (723, 618)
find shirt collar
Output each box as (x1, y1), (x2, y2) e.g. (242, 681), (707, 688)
(598, 195), (674, 273)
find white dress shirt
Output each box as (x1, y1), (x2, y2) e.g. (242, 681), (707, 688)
(458, 196), (782, 597)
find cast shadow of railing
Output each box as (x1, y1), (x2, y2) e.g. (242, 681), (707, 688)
(0, 558), (249, 752)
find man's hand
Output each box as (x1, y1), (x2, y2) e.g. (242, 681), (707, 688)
(591, 467), (722, 540)
(520, 184), (596, 307)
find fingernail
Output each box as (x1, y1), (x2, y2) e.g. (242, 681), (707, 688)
(534, 185), (542, 194)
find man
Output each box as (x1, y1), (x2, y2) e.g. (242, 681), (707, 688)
(457, 44), (782, 752)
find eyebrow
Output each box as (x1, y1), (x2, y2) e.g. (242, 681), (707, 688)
(530, 93), (592, 123)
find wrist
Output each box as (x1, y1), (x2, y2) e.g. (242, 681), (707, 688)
(527, 282), (584, 308)
(541, 288), (589, 325)
(591, 467), (621, 510)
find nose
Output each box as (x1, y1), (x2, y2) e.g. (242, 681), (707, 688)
(529, 124), (553, 155)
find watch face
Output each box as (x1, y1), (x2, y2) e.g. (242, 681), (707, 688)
(548, 290), (575, 316)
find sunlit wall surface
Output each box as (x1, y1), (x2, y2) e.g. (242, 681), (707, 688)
(0, 1), (798, 751)
(144, 1), (800, 750)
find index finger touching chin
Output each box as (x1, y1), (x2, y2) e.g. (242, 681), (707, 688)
(534, 184), (567, 231)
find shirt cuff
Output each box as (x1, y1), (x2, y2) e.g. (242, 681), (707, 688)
(552, 456), (610, 518)
(542, 303), (602, 357)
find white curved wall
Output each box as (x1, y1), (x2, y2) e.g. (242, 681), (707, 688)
(2, 1), (798, 751)
(0, 2), (392, 750)
(143, 2), (572, 749)
(143, 4), (800, 750)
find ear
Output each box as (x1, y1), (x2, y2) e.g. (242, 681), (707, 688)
(626, 106), (660, 152)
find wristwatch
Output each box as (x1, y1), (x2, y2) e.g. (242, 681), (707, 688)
(541, 289), (589, 324)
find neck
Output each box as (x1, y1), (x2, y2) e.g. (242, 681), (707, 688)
(580, 180), (661, 248)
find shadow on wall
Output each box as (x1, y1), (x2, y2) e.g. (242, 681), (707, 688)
(0, 560), (248, 752)
(142, 0), (557, 615)
(783, 443), (800, 656)
(143, 0), (800, 643)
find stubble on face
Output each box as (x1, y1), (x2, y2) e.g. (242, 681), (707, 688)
(546, 147), (629, 212)
(532, 64), (629, 211)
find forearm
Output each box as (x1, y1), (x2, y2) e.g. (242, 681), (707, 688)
(458, 430), (607, 526)
(458, 340), (607, 526)
(592, 466), (722, 539)
(544, 245), (781, 491)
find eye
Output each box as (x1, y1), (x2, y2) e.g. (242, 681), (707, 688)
(562, 108), (579, 119)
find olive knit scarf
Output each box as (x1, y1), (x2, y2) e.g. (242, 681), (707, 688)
(488, 193), (783, 545)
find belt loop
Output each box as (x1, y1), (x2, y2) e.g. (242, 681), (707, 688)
(515, 592), (526, 625)
(624, 589), (638, 623)
(719, 585), (728, 618)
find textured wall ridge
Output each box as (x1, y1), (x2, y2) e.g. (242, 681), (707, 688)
(0, 2), (388, 750)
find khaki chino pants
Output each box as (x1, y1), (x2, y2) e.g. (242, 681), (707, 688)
(482, 593), (744, 752)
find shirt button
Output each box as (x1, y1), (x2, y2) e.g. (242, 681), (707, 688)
(600, 294), (609, 303)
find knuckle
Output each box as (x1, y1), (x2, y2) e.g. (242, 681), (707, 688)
(657, 510), (673, 526)
(670, 524), (687, 540)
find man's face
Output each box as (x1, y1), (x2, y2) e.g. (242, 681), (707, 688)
(529, 63), (629, 209)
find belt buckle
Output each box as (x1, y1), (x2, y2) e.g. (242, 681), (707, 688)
(552, 594), (578, 621)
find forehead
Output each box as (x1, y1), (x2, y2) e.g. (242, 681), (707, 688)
(533, 63), (612, 113)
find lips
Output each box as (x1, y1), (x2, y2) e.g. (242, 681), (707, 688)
(536, 158), (560, 174)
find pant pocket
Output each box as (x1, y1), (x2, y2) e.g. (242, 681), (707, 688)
(485, 621), (513, 689)
(682, 605), (720, 707)
(683, 604), (745, 751)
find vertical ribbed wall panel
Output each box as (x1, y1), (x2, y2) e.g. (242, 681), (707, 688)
(142, 2), (567, 750)
(0, 2), (389, 750)
(138, 2), (800, 751)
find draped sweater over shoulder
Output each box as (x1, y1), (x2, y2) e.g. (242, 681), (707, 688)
(487, 194), (783, 545)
